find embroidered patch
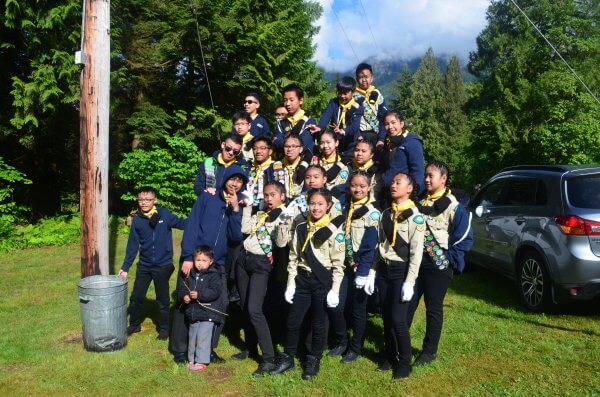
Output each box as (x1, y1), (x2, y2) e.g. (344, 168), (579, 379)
(413, 215), (425, 224)
(335, 233), (345, 243)
(416, 224), (425, 232)
(369, 211), (381, 222)
(273, 162), (283, 170)
(339, 170), (349, 180)
(337, 243), (345, 252)
(334, 202), (342, 211)
(453, 204), (460, 212)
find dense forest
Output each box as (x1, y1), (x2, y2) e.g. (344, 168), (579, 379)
(1, 0), (598, 232)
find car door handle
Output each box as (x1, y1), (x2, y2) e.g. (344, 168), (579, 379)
(515, 216), (526, 224)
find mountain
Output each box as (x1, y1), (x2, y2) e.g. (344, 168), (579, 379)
(321, 56), (476, 99)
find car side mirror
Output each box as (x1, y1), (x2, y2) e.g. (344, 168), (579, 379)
(475, 205), (490, 217)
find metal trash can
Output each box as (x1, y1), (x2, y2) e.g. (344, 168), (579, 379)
(77, 275), (128, 352)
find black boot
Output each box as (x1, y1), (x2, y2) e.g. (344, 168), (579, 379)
(302, 355), (320, 380)
(232, 350), (249, 360)
(173, 352), (187, 365)
(210, 350), (226, 364)
(127, 325), (141, 336)
(269, 353), (295, 375)
(253, 361), (275, 377)
(392, 364), (411, 380)
(414, 352), (436, 366)
(327, 344), (347, 357)
(341, 350), (360, 364)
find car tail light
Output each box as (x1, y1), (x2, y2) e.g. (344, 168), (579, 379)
(555, 215), (600, 236)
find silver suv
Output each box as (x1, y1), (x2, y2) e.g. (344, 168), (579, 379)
(466, 165), (600, 312)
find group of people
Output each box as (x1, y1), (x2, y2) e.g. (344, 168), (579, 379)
(119, 62), (474, 381)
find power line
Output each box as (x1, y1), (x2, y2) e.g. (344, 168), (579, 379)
(327, 0), (360, 62)
(509, 0), (599, 105)
(356, 0), (381, 55)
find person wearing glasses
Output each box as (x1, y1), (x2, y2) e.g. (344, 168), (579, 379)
(242, 93), (270, 138)
(118, 186), (187, 341)
(193, 133), (250, 197)
(274, 103), (287, 121)
(232, 111), (255, 162)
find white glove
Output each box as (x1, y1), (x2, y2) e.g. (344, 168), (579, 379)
(326, 290), (339, 308)
(364, 274), (375, 296)
(401, 281), (415, 302)
(284, 286), (295, 304)
(240, 190), (254, 207)
(354, 276), (368, 289)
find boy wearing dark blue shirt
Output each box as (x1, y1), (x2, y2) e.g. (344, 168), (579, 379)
(273, 84), (317, 155)
(119, 186), (186, 340)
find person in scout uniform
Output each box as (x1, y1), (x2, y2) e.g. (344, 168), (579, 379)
(354, 62), (389, 147)
(274, 164), (344, 249)
(270, 188), (346, 381)
(407, 160), (473, 367)
(338, 172), (381, 363)
(266, 134), (309, 200)
(232, 111), (255, 162)
(232, 181), (287, 377)
(374, 171), (425, 380)
(346, 139), (384, 207)
(308, 77), (364, 163)
(119, 186), (187, 341)
(242, 92), (270, 138)
(246, 136), (274, 213)
(311, 130), (349, 201)
(193, 133), (249, 197)
(381, 110), (425, 195)
(273, 84), (316, 155)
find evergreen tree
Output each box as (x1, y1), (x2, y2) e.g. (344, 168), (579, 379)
(468, 0), (600, 184)
(389, 65), (413, 119)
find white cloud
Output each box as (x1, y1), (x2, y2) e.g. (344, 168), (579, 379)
(313, 0), (491, 71)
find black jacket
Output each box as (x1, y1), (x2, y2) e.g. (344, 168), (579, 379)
(177, 266), (223, 324)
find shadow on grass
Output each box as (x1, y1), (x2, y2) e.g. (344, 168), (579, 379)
(450, 265), (600, 336)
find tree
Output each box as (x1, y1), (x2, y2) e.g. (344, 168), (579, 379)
(468, 0), (600, 184)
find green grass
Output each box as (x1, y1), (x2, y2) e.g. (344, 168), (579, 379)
(1, 231), (599, 396)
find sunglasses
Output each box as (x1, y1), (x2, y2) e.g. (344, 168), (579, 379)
(243, 100), (257, 104)
(224, 145), (241, 155)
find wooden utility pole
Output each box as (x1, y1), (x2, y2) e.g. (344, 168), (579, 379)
(79, 0), (110, 277)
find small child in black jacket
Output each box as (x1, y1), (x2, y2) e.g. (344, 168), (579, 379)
(178, 246), (223, 373)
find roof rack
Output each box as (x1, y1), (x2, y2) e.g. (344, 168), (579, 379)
(499, 165), (588, 173)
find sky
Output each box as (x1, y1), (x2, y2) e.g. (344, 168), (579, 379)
(313, 0), (491, 71)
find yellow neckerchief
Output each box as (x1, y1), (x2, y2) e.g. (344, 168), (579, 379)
(283, 156), (301, 194)
(345, 196), (369, 236)
(422, 188), (450, 206)
(337, 97), (356, 128)
(217, 153), (236, 167)
(386, 130), (409, 153)
(252, 157), (274, 175)
(241, 133), (254, 145)
(355, 85), (375, 98)
(352, 158), (374, 172)
(390, 199), (415, 247)
(253, 203), (285, 234)
(142, 205), (158, 218)
(287, 109), (306, 128)
(320, 153), (339, 167)
(301, 214), (331, 252)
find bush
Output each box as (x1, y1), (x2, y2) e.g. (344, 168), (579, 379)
(0, 214), (80, 252)
(0, 156), (32, 223)
(117, 135), (205, 216)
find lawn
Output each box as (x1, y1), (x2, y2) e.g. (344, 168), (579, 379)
(1, 231), (598, 396)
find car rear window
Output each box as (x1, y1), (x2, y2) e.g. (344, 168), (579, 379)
(567, 175), (600, 209)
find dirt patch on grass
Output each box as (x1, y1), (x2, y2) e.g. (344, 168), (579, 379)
(6, 363), (26, 372)
(59, 332), (82, 344)
(204, 367), (234, 384)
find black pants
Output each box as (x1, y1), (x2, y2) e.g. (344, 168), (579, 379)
(284, 271), (328, 359)
(347, 274), (369, 354)
(170, 264), (227, 354)
(407, 261), (453, 356)
(236, 249), (275, 362)
(376, 262), (412, 367)
(327, 266), (351, 347)
(129, 264), (174, 333)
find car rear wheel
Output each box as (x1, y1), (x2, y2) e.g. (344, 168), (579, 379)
(518, 251), (552, 312)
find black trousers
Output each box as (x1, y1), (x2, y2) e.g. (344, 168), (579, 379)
(236, 249), (275, 362)
(327, 266), (351, 347)
(347, 274), (369, 354)
(376, 262), (412, 367)
(407, 260), (453, 356)
(129, 264), (174, 333)
(170, 264), (227, 354)
(284, 271), (328, 359)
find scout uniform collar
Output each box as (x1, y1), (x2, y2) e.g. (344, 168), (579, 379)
(252, 204), (284, 234)
(320, 153), (340, 165)
(385, 131), (409, 152)
(352, 158), (374, 172)
(217, 153), (236, 167)
(301, 214), (331, 252)
(355, 85), (375, 98)
(252, 157), (273, 171)
(337, 98), (357, 128)
(422, 188), (450, 206)
(287, 109), (306, 128)
(241, 133), (254, 145)
(345, 197), (369, 237)
(390, 199), (415, 247)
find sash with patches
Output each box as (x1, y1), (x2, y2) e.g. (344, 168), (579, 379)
(423, 225), (450, 270)
(293, 163), (307, 186)
(344, 205), (370, 262)
(254, 208), (283, 264)
(381, 208), (413, 259)
(325, 163), (343, 184)
(272, 161), (286, 185)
